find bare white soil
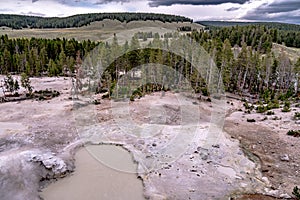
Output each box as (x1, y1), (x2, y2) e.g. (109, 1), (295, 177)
(1, 77), (297, 200)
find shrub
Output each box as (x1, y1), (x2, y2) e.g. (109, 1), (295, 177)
(294, 112), (300, 120)
(244, 110), (251, 114)
(130, 95), (135, 101)
(257, 105), (267, 113)
(272, 116), (281, 120)
(282, 101), (291, 112)
(247, 118), (256, 123)
(201, 88), (209, 96)
(287, 130), (300, 137)
(261, 116), (268, 121)
(266, 102), (280, 110)
(243, 102), (254, 110)
(266, 111), (275, 115)
(293, 186), (300, 200)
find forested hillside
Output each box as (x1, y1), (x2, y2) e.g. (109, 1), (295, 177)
(198, 25), (300, 49)
(0, 13), (192, 29)
(197, 21), (300, 31)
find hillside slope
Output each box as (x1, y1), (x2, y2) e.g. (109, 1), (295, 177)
(0, 13), (192, 29)
(0, 19), (203, 41)
(197, 21), (300, 31)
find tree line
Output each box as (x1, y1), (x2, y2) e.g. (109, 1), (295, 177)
(197, 21), (300, 32)
(0, 13), (192, 29)
(192, 25), (300, 50)
(0, 35), (98, 76)
(0, 24), (299, 99)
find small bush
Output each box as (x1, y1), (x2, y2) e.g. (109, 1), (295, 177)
(287, 130), (300, 137)
(266, 111), (275, 115)
(282, 107), (291, 112)
(201, 88), (209, 96)
(272, 116), (281, 120)
(257, 105), (267, 113)
(294, 112), (300, 120)
(247, 118), (256, 123)
(261, 116), (268, 121)
(244, 110), (251, 114)
(130, 95), (135, 101)
(282, 101), (291, 112)
(293, 186), (300, 200)
(243, 102), (250, 109)
(267, 102), (280, 110)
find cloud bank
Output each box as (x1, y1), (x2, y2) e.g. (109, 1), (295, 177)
(0, 0), (298, 24)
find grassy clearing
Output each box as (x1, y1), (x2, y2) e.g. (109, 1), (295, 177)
(272, 43), (300, 62)
(0, 19), (204, 41)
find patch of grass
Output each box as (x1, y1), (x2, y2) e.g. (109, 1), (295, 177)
(0, 20), (204, 41)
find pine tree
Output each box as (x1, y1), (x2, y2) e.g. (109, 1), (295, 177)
(21, 72), (33, 94)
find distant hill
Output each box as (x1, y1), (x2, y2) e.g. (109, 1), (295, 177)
(196, 21), (300, 31)
(0, 13), (193, 29)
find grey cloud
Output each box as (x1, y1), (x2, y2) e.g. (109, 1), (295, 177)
(94, 0), (130, 5)
(242, 0), (300, 24)
(148, 0), (250, 7)
(20, 11), (46, 16)
(31, 0), (130, 5)
(225, 6), (240, 11)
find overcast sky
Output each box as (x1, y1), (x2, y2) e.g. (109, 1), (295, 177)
(0, 0), (299, 24)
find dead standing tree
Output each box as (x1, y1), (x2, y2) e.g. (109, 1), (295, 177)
(71, 51), (83, 99)
(0, 79), (7, 102)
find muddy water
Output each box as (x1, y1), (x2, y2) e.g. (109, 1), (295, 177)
(41, 145), (145, 200)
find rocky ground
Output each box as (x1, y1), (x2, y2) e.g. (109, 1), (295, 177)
(0, 77), (299, 200)
(224, 95), (300, 199)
